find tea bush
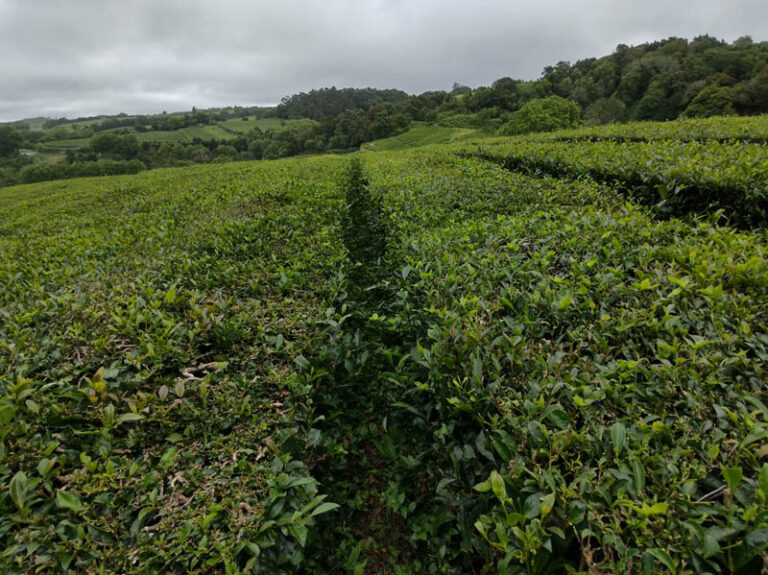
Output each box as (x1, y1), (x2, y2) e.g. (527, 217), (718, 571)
(465, 138), (768, 227)
(1, 115), (767, 573)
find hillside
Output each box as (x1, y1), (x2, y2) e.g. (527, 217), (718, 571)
(1, 114), (767, 573)
(2, 35), (767, 191)
(361, 122), (487, 151)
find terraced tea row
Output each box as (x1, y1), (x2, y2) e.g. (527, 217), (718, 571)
(465, 138), (768, 227)
(0, 159), (345, 572)
(540, 115), (768, 144)
(355, 150), (768, 573)
(387, 189), (768, 572)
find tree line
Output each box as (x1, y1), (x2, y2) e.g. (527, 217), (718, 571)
(271, 35), (768, 128)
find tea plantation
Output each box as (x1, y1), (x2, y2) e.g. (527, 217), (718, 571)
(1, 116), (767, 573)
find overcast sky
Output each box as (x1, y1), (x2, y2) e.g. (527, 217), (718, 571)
(1, 0), (766, 121)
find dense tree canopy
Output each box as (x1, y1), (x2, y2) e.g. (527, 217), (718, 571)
(0, 126), (22, 158)
(276, 87), (409, 120)
(90, 133), (140, 160)
(533, 35), (768, 122)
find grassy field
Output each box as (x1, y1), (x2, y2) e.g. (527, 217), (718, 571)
(218, 117), (284, 134)
(1, 116), (767, 574)
(133, 124), (236, 143)
(38, 138), (91, 150)
(361, 122), (486, 151)
(39, 120), (284, 150)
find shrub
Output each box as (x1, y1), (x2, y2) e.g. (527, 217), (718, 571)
(498, 96), (581, 135)
(683, 85), (736, 118)
(340, 157), (388, 286)
(584, 97), (628, 125)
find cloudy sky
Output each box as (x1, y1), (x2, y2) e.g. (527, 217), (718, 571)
(0, 0), (766, 121)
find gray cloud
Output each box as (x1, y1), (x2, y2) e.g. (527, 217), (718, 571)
(0, 0), (766, 120)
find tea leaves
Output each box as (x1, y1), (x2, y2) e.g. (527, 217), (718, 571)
(1, 114), (767, 573)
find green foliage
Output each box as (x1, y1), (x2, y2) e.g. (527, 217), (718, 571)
(0, 126), (23, 158)
(0, 157), (345, 573)
(214, 144), (239, 159)
(733, 64), (768, 115)
(276, 87), (409, 120)
(684, 85), (736, 118)
(372, 152), (767, 572)
(0, 167), (19, 187)
(584, 97), (628, 125)
(362, 122), (483, 151)
(340, 157), (388, 281)
(498, 96), (582, 135)
(18, 159), (146, 184)
(218, 117), (283, 134)
(90, 132), (140, 160)
(1, 114), (768, 573)
(303, 121), (768, 571)
(535, 113), (768, 143)
(135, 124), (238, 143)
(470, 124), (768, 227)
